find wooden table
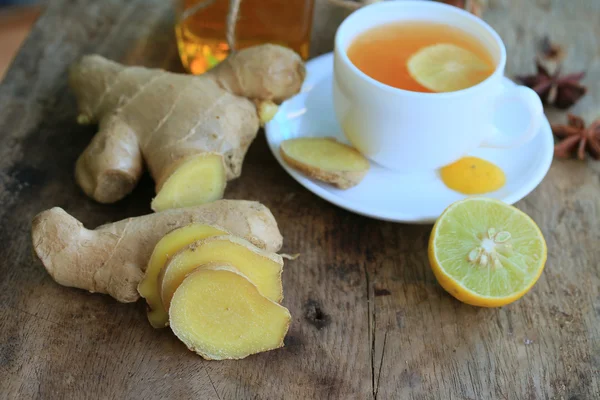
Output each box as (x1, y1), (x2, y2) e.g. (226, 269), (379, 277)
(1, 0), (598, 398)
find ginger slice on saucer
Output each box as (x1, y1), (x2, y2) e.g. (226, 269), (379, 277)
(280, 137), (369, 189)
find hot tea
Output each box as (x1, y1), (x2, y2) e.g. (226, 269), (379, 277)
(347, 21), (495, 92)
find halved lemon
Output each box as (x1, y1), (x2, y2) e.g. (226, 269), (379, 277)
(407, 43), (493, 92)
(429, 197), (547, 307)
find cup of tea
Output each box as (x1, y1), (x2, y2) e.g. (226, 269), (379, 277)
(333, 0), (543, 172)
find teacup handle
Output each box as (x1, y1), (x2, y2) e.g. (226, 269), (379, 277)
(481, 85), (544, 148)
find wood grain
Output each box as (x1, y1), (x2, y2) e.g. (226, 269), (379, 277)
(0, 0), (598, 399)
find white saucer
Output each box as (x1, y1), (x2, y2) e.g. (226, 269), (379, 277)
(265, 53), (554, 224)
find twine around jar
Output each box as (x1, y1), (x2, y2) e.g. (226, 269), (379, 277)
(179, 0), (242, 51)
(186, 0), (394, 53)
(226, 0), (242, 51)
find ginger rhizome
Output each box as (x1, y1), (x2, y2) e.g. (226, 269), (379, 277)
(70, 44), (305, 210)
(169, 265), (291, 360)
(158, 235), (284, 323)
(32, 203), (291, 359)
(280, 137), (370, 189)
(31, 200), (283, 302)
(138, 224), (230, 328)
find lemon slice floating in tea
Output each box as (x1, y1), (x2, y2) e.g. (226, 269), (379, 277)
(428, 197), (547, 307)
(407, 43), (493, 92)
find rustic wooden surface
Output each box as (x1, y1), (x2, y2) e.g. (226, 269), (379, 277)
(0, 0), (599, 398)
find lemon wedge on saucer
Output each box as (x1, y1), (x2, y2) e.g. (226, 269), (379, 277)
(407, 43), (493, 92)
(428, 197), (547, 307)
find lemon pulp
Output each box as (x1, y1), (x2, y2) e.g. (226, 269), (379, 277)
(407, 43), (494, 92)
(429, 198), (547, 307)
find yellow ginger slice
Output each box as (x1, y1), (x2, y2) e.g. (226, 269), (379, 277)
(169, 264), (291, 360)
(280, 137), (370, 189)
(159, 235), (284, 312)
(138, 223), (229, 328)
(31, 200), (283, 303)
(151, 153), (227, 212)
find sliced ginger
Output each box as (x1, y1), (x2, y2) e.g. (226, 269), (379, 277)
(138, 223), (229, 328)
(169, 264), (291, 360)
(151, 154), (227, 212)
(159, 235), (284, 315)
(31, 200), (282, 303)
(280, 137), (370, 189)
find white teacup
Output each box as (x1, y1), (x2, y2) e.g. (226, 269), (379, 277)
(333, 1), (543, 172)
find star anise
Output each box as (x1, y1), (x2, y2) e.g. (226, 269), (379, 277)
(517, 62), (587, 109)
(552, 114), (600, 160)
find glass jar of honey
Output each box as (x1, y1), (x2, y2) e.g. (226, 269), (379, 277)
(174, 0), (315, 75)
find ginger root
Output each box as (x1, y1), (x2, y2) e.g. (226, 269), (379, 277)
(169, 265), (291, 360)
(138, 224), (229, 328)
(31, 200), (282, 302)
(280, 137), (370, 189)
(159, 235), (284, 320)
(70, 44), (305, 209)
